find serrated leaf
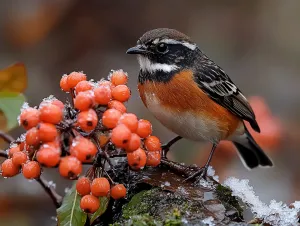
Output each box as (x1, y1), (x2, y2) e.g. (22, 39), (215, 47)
(0, 62), (27, 93)
(57, 185), (87, 226)
(0, 92), (26, 130)
(89, 196), (109, 224)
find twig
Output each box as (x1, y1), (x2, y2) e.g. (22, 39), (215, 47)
(0, 131), (14, 144)
(36, 176), (63, 208)
(0, 150), (8, 158)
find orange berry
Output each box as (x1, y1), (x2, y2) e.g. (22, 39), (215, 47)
(109, 70), (128, 86)
(111, 124), (132, 148)
(37, 123), (58, 142)
(39, 104), (63, 124)
(111, 85), (130, 102)
(144, 136), (161, 152)
(136, 119), (152, 138)
(146, 151), (161, 167)
(67, 72), (87, 89)
(80, 195), (100, 213)
(1, 159), (19, 177)
(74, 91), (95, 111)
(102, 109), (122, 129)
(75, 80), (93, 94)
(118, 113), (138, 132)
(76, 177), (91, 196)
(18, 142), (25, 151)
(36, 146), (60, 167)
(59, 156), (82, 179)
(12, 152), (28, 166)
(127, 148), (147, 170)
(51, 100), (64, 110)
(19, 107), (40, 130)
(94, 85), (112, 105)
(25, 127), (40, 146)
(60, 75), (71, 92)
(91, 177), (110, 197)
(98, 80), (115, 89)
(22, 161), (41, 179)
(70, 137), (97, 162)
(110, 184), (126, 200)
(77, 109), (98, 132)
(125, 133), (141, 152)
(108, 100), (127, 114)
(8, 146), (20, 157)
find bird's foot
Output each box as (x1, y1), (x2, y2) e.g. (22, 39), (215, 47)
(183, 165), (209, 182)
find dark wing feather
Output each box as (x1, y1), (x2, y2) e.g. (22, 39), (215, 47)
(194, 58), (260, 132)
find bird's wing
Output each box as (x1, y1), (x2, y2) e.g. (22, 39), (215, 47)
(194, 59), (260, 132)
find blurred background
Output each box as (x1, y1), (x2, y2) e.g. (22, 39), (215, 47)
(0, 0), (300, 225)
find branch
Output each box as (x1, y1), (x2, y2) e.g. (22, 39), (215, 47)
(0, 149), (8, 158)
(0, 131), (14, 144)
(36, 176), (63, 208)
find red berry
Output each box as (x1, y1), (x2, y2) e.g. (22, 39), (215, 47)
(74, 91), (95, 111)
(75, 81), (93, 94)
(26, 127), (40, 146)
(111, 85), (130, 102)
(108, 100), (127, 113)
(118, 113), (138, 132)
(102, 109), (122, 129)
(70, 137), (97, 162)
(136, 119), (152, 138)
(12, 152), (28, 166)
(125, 133), (141, 152)
(8, 146), (20, 158)
(51, 100), (64, 110)
(111, 124), (132, 148)
(80, 195), (99, 213)
(146, 151), (161, 167)
(94, 85), (112, 105)
(22, 161), (41, 179)
(59, 156), (82, 179)
(109, 70), (128, 86)
(19, 107), (40, 130)
(37, 123), (58, 142)
(110, 184), (127, 200)
(39, 104), (63, 124)
(77, 109), (98, 132)
(91, 177), (110, 197)
(36, 146), (60, 167)
(144, 136), (161, 152)
(67, 72), (87, 89)
(127, 148), (147, 170)
(76, 177), (91, 196)
(60, 75), (71, 92)
(1, 159), (19, 177)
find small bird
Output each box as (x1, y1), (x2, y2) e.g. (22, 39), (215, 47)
(126, 28), (273, 178)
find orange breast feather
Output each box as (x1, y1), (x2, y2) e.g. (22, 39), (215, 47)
(138, 70), (242, 138)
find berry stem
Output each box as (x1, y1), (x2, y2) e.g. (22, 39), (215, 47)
(0, 130), (14, 144)
(36, 176), (63, 208)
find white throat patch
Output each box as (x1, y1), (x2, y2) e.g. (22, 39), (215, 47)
(137, 56), (179, 73)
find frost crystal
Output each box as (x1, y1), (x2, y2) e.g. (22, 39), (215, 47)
(39, 95), (58, 107)
(207, 166), (219, 182)
(202, 216), (215, 226)
(18, 102), (30, 124)
(224, 177), (300, 226)
(48, 181), (56, 189)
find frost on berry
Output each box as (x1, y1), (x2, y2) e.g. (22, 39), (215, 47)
(17, 102), (30, 124)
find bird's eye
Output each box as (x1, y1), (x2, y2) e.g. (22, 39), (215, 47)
(156, 43), (168, 53)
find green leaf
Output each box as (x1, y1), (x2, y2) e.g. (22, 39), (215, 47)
(0, 92), (26, 130)
(57, 185), (87, 226)
(89, 196), (109, 224)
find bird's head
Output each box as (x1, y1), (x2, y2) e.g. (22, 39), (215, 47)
(127, 28), (200, 80)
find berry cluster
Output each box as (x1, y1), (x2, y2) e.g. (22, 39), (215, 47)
(0, 70), (162, 213)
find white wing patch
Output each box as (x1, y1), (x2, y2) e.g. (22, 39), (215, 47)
(137, 55), (179, 73)
(202, 80), (238, 96)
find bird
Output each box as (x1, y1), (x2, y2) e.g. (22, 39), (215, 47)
(126, 28), (273, 179)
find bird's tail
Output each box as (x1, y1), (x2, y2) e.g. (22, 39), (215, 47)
(232, 125), (273, 169)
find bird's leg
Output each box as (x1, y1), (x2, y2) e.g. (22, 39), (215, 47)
(161, 136), (182, 159)
(184, 143), (218, 181)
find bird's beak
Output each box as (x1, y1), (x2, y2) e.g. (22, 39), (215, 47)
(126, 45), (148, 54)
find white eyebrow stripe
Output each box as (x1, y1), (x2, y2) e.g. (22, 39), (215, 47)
(160, 39), (197, 50)
(137, 56), (179, 73)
